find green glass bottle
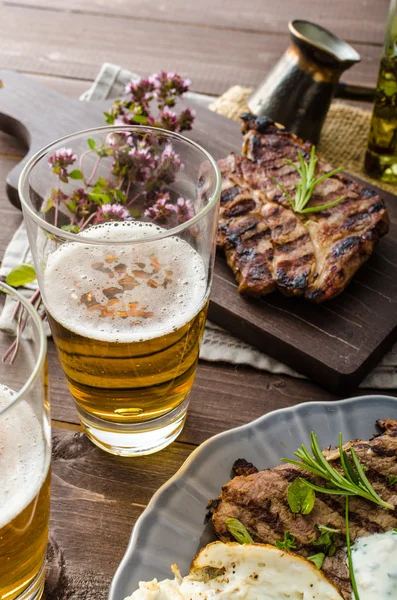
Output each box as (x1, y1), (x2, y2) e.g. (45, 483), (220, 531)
(365, 0), (397, 184)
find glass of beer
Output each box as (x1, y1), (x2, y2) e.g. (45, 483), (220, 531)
(0, 282), (50, 600)
(20, 126), (221, 456)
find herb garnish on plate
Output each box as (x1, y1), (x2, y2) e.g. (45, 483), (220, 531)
(283, 432), (394, 600)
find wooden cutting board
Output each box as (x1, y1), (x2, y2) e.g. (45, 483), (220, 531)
(1, 69), (397, 393)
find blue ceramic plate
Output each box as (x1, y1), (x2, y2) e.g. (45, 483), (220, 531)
(109, 395), (397, 600)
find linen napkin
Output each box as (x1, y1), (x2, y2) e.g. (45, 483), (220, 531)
(1, 63), (396, 389)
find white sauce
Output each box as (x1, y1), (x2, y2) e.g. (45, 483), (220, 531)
(351, 530), (397, 600)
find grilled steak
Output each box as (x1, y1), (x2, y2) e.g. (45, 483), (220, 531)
(210, 420), (397, 599)
(218, 114), (389, 303)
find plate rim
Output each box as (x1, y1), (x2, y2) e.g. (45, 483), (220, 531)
(108, 393), (397, 599)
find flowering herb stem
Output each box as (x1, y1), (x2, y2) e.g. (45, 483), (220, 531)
(5, 71), (197, 364)
(271, 146), (346, 215)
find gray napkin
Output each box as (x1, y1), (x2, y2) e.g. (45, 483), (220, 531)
(2, 63), (397, 389)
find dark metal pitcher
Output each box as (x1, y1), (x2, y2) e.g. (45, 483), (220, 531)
(248, 21), (361, 144)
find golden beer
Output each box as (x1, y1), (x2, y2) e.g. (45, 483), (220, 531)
(43, 222), (209, 453)
(0, 386), (51, 600)
(46, 302), (208, 423)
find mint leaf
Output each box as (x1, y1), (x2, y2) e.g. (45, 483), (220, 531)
(275, 531), (296, 551)
(88, 138), (96, 150)
(225, 518), (253, 544)
(308, 553), (325, 569)
(288, 478), (316, 515)
(387, 475), (397, 487)
(69, 169), (83, 180)
(6, 264), (37, 287)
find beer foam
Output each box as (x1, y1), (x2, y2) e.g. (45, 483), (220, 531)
(0, 384), (49, 529)
(44, 222), (208, 343)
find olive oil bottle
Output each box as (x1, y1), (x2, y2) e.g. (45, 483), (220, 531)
(365, 0), (397, 184)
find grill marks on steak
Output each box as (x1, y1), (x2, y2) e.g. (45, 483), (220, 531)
(218, 114), (389, 302)
(218, 154), (317, 297)
(210, 421), (397, 599)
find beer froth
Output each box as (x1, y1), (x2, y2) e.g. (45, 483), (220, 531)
(0, 384), (49, 529)
(44, 222), (208, 343)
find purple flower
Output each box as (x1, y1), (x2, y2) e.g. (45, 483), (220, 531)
(125, 77), (156, 106)
(159, 107), (179, 131)
(144, 193), (176, 222)
(175, 198), (195, 223)
(152, 72), (191, 97)
(152, 143), (184, 186)
(106, 131), (132, 148)
(177, 108), (195, 132)
(94, 203), (132, 224)
(48, 147), (77, 180)
(128, 144), (158, 182)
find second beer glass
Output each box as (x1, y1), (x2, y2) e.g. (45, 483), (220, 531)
(20, 126), (221, 456)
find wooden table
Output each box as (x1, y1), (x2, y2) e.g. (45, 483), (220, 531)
(0, 0), (395, 597)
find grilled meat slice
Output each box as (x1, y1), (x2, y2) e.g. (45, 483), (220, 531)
(218, 154), (317, 296)
(218, 155), (275, 296)
(210, 420), (397, 599)
(217, 114), (389, 302)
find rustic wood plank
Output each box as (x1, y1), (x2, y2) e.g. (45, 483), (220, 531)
(46, 426), (193, 599)
(0, 6), (383, 96)
(0, 161), (23, 256)
(0, 131), (26, 157)
(5, 0), (389, 45)
(29, 73), (91, 97)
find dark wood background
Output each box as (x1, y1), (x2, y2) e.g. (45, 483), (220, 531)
(0, 0), (395, 598)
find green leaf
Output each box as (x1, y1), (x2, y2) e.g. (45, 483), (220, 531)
(275, 531), (296, 551)
(104, 112), (115, 125)
(225, 518), (253, 544)
(307, 553), (325, 569)
(66, 201), (77, 213)
(6, 264), (37, 287)
(61, 224), (80, 233)
(387, 475), (397, 486)
(287, 478), (316, 515)
(87, 192), (111, 205)
(132, 114), (149, 125)
(129, 208), (141, 217)
(311, 524), (340, 556)
(69, 169), (83, 180)
(43, 197), (54, 212)
(88, 138), (96, 150)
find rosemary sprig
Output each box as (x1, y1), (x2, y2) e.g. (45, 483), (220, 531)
(271, 145), (346, 215)
(282, 432), (394, 510)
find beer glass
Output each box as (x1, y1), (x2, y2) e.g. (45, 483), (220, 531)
(20, 126), (221, 456)
(0, 283), (50, 600)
